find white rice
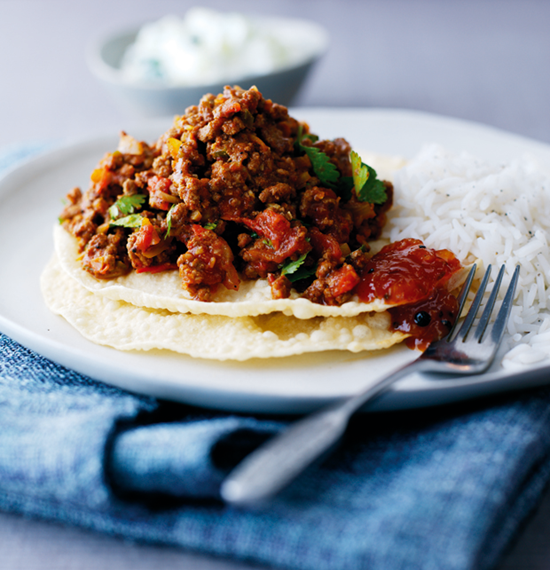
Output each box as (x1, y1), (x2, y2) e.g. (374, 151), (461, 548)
(385, 144), (550, 370)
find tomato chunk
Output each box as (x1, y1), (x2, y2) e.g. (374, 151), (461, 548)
(240, 210), (311, 276)
(148, 175), (176, 211)
(178, 225), (240, 298)
(327, 264), (360, 298)
(134, 219), (161, 252)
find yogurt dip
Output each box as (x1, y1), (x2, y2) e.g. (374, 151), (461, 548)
(120, 8), (302, 86)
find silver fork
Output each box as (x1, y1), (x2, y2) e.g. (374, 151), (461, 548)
(221, 263), (520, 507)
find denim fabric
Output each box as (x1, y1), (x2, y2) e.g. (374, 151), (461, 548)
(2, 144), (550, 570)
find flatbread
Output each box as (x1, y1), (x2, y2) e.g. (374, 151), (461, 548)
(54, 224), (393, 319)
(41, 150), (418, 360)
(41, 254), (407, 361)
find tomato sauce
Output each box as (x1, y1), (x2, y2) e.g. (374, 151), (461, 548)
(355, 238), (462, 349)
(388, 288), (458, 350)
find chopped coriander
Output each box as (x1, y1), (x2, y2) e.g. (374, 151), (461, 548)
(351, 151), (369, 193)
(294, 129), (386, 205)
(204, 221), (219, 230)
(301, 132), (319, 144)
(281, 253), (317, 283)
(335, 176), (354, 202)
(295, 126), (340, 187)
(212, 149), (229, 159)
(108, 194), (146, 219)
(303, 145), (340, 186)
(165, 204), (176, 238)
(241, 109), (255, 128)
(110, 214), (143, 228)
(349, 150), (387, 204)
(281, 252), (309, 276)
(356, 164), (386, 204)
(286, 265), (317, 282)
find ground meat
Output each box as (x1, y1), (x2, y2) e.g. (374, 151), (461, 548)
(300, 186), (353, 243)
(259, 182), (295, 204)
(268, 273), (292, 299)
(61, 85), (393, 303)
(81, 229), (130, 279)
(152, 155), (172, 178)
(177, 225), (239, 301)
(63, 209), (98, 249)
(162, 203), (191, 240)
(302, 260), (360, 306)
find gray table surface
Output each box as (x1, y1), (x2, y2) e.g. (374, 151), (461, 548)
(1, 0), (550, 568)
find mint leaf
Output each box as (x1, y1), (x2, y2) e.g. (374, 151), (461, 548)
(108, 194), (146, 219)
(110, 214), (143, 228)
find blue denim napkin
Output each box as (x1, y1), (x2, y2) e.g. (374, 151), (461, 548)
(2, 144), (550, 570)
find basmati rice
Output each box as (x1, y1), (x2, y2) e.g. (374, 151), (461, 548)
(385, 144), (550, 370)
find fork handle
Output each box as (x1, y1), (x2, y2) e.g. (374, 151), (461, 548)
(220, 360), (423, 506)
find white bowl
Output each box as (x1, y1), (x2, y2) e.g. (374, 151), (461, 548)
(87, 15), (329, 117)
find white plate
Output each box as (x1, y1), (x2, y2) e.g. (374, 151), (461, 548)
(1, 108), (550, 414)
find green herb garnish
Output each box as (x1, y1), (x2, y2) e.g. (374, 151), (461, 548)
(350, 150), (369, 193)
(281, 252), (308, 276)
(280, 253), (317, 283)
(165, 204), (176, 238)
(281, 253), (317, 283)
(108, 194), (146, 219)
(204, 221), (219, 230)
(295, 126), (340, 187)
(350, 150), (387, 204)
(287, 265), (317, 282)
(335, 176), (354, 202)
(295, 128), (386, 204)
(109, 214), (143, 228)
(241, 109), (255, 129)
(212, 149), (229, 160)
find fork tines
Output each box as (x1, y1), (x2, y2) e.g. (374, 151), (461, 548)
(453, 264), (520, 344)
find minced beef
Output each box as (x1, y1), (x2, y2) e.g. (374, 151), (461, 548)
(59, 85), (393, 305)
